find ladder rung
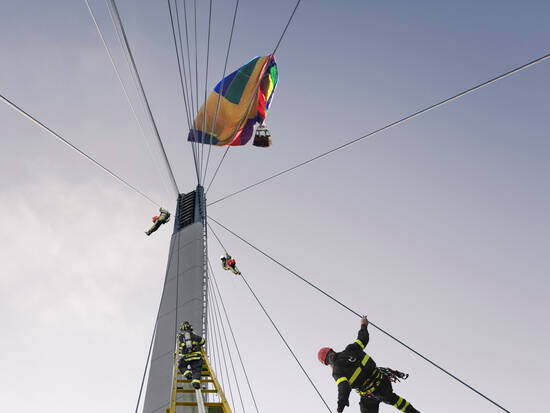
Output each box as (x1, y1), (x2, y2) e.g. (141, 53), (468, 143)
(177, 379), (214, 383)
(177, 389), (217, 393)
(176, 402), (223, 407)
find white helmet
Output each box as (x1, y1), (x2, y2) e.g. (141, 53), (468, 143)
(220, 255), (226, 260)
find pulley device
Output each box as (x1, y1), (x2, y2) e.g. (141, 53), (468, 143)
(378, 367), (409, 382)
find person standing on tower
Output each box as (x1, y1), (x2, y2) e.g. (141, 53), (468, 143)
(318, 316), (420, 413)
(178, 321), (205, 390)
(145, 207), (170, 236)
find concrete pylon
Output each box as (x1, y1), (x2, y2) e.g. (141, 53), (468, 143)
(143, 186), (207, 413)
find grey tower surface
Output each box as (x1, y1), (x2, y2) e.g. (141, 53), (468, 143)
(143, 187), (207, 413)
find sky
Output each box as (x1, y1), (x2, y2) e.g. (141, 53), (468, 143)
(1, 0), (549, 412)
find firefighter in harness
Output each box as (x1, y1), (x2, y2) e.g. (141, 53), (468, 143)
(145, 207), (170, 236)
(318, 316), (420, 413)
(220, 253), (241, 275)
(178, 321), (205, 390)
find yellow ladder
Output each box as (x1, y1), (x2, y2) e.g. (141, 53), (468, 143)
(167, 349), (232, 413)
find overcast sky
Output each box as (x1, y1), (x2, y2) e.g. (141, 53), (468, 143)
(1, 1), (549, 412)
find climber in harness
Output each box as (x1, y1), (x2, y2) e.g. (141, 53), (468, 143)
(318, 316), (420, 413)
(177, 321), (205, 390)
(220, 253), (241, 275)
(145, 207), (170, 236)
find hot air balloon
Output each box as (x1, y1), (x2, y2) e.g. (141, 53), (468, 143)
(188, 55), (278, 148)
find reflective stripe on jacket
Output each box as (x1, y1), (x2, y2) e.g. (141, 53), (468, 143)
(331, 325), (377, 411)
(178, 332), (205, 361)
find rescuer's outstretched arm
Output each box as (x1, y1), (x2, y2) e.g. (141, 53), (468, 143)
(354, 315), (370, 350)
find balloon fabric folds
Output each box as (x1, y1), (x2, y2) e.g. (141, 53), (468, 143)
(187, 55), (278, 146)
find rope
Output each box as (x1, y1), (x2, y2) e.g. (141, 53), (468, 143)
(84, 0), (174, 202)
(208, 259), (261, 413)
(208, 50), (550, 207)
(108, 0), (180, 196)
(0, 93), (161, 207)
(205, 0), (302, 194)
(208, 216), (512, 413)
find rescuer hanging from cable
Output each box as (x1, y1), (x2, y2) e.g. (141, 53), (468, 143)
(318, 316), (420, 413)
(145, 207), (170, 236)
(177, 321), (205, 390)
(220, 253), (241, 275)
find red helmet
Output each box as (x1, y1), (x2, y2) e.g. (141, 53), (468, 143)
(318, 347), (333, 365)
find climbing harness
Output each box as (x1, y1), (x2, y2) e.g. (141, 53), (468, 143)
(379, 367), (409, 383)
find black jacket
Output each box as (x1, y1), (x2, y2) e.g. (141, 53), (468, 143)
(331, 325), (377, 411)
(178, 331), (205, 361)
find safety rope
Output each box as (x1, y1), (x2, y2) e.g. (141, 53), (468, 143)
(207, 50), (550, 207)
(208, 216), (512, 413)
(208, 259), (261, 413)
(0, 93), (161, 208)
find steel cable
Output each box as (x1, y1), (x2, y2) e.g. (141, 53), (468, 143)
(207, 221), (331, 412)
(208, 259), (261, 413)
(167, 0), (201, 184)
(208, 50), (550, 207)
(209, 265), (246, 413)
(109, 0), (180, 196)
(205, 0), (302, 194)
(0, 93), (161, 207)
(209, 282), (237, 412)
(134, 234), (177, 412)
(85, 0), (173, 202)
(208, 216), (512, 413)
(202, 0), (240, 186)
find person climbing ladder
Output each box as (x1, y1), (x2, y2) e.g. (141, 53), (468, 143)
(177, 321), (205, 390)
